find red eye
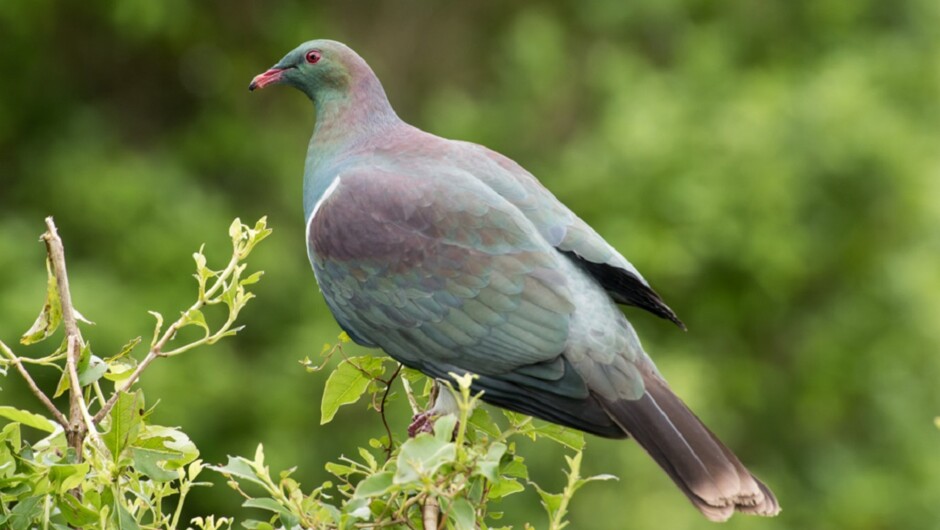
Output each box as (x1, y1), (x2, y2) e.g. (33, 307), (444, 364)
(305, 50), (321, 64)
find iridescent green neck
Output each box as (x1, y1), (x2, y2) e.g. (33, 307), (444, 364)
(302, 75), (400, 219)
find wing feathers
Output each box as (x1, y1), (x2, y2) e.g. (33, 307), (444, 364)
(562, 250), (685, 329)
(309, 171), (576, 378)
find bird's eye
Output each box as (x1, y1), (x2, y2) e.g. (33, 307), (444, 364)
(305, 50), (322, 64)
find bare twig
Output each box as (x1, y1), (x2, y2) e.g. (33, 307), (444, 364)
(0, 342), (68, 427)
(42, 217), (87, 457)
(42, 218), (82, 349)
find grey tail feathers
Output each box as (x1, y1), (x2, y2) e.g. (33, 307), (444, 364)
(600, 372), (781, 522)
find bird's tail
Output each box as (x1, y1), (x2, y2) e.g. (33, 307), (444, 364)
(600, 371), (780, 522)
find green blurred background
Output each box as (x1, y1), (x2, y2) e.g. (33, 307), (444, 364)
(2, 1), (939, 528)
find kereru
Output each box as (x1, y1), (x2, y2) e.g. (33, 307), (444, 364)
(250, 40), (780, 521)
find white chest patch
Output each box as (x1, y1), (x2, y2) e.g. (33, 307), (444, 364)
(305, 177), (342, 244)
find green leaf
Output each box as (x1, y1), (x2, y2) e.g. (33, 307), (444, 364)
(78, 355), (108, 386)
(320, 359), (374, 424)
(180, 308), (210, 335)
(0, 406), (56, 432)
(112, 494), (141, 530)
(394, 434), (456, 484)
(101, 391), (144, 462)
(208, 455), (267, 488)
(240, 271), (264, 286)
(434, 414), (457, 442)
(501, 456), (529, 480)
(137, 425), (199, 468)
(8, 495), (43, 530)
(468, 407), (500, 438)
(52, 371), (70, 399)
(401, 367), (425, 384)
(243, 496), (298, 526)
(353, 471), (395, 498)
(448, 497), (476, 530)
(577, 473), (618, 488)
(132, 447), (180, 481)
(0, 422), (22, 448)
(487, 478), (525, 499)
(532, 423), (585, 451)
(243, 497), (284, 513)
(229, 218), (244, 241)
(344, 497), (371, 521)
(533, 483), (564, 520)
(324, 461), (357, 478)
(501, 409), (530, 429)
(49, 462), (89, 493)
(56, 494), (99, 526)
(358, 447), (378, 472)
(20, 258), (63, 345)
(109, 337), (142, 362)
(147, 311), (164, 348)
(54, 342), (95, 398)
(104, 359), (137, 382)
(473, 442), (507, 481)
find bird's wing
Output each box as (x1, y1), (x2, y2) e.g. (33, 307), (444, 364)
(307, 166), (594, 402)
(453, 142), (684, 328)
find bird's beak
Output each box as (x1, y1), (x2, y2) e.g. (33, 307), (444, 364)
(249, 67), (287, 91)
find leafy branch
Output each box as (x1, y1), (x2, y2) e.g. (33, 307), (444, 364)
(94, 218), (269, 423)
(0, 217), (270, 529)
(220, 353), (614, 529)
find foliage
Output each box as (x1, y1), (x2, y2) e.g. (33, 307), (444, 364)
(214, 365), (611, 529)
(0, 218), (269, 529)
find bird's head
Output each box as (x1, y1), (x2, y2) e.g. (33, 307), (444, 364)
(249, 39), (366, 101)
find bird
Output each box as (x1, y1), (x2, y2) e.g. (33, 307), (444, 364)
(250, 39), (780, 522)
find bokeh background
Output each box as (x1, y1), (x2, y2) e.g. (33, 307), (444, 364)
(2, 1), (939, 528)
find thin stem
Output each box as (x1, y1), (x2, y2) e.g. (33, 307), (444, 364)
(0, 342), (68, 427)
(169, 482), (191, 530)
(93, 252), (242, 424)
(92, 380), (107, 408)
(548, 453), (582, 530)
(42, 218), (82, 352)
(380, 364), (402, 461)
(14, 352), (67, 366)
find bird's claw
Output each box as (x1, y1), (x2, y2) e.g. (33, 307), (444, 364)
(408, 411), (461, 440)
(408, 411), (435, 437)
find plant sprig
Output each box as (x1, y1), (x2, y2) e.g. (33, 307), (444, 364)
(0, 217), (270, 529)
(220, 350), (614, 529)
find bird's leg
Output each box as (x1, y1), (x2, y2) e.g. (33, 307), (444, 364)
(408, 382), (439, 437)
(408, 380), (463, 437)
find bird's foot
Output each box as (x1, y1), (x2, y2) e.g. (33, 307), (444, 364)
(408, 411), (461, 439)
(408, 411), (435, 437)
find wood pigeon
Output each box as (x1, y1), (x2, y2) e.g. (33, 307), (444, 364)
(250, 40), (780, 521)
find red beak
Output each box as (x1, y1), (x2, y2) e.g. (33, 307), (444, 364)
(249, 68), (286, 91)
